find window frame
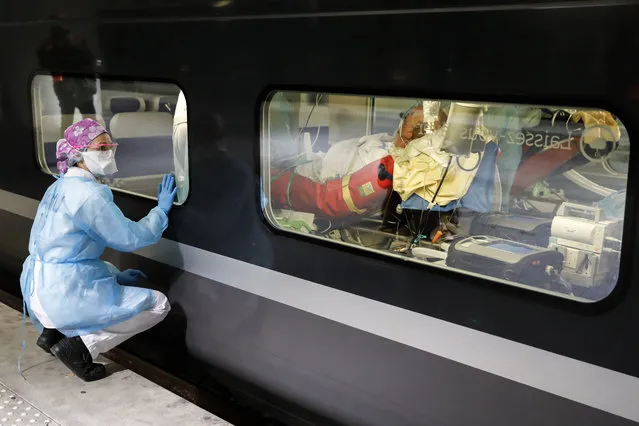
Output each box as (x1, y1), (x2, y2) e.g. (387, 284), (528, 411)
(30, 72), (189, 206)
(259, 89), (629, 304)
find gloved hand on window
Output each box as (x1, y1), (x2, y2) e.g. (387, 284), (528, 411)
(158, 174), (177, 215)
(116, 269), (148, 285)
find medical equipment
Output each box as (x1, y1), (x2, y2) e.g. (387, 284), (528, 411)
(446, 235), (564, 288)
(548, 202), (622, 288)
(411, 246), (448, 262)
(422, 100), (441, 132)
(470, 214), (553, 247)
(579, 124), (618, 163)
(441, 102), (485, 156)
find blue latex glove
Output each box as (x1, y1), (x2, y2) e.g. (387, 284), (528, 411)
(116, 269), (148, 285)
(158, 174), (177, 215)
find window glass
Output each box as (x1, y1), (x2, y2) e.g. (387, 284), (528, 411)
(31, 74), (189, 204)
(261, 91), (629, 302)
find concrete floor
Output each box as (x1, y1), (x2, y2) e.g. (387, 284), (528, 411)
(0, 303), (231, 426)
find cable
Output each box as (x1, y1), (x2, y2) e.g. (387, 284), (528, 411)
(309, 93), (323, 149)
(275, 93), (323, 165)
(602, 157), (623, 176)
(415, 156), (453, 239)
(456, 151), (481, 172)
(562, 169), (614, 197)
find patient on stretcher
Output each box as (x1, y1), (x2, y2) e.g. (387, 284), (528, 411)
(269, 102), (498, 224)
(269, 99), (622, 248)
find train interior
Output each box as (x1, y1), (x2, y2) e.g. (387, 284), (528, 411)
(31, 75), (182, 202)
(262, 92), (630, 302)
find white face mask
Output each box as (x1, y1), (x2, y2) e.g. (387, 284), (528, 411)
(82, 150), (118, 177)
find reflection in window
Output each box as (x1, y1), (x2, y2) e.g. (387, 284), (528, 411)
(31, 74), (189, 204)
(261, 91), (629, 301)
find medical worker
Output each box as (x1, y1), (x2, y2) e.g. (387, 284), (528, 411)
(20, 118), (176, 382)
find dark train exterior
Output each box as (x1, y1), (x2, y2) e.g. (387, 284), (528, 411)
(1, 1), (639, 425)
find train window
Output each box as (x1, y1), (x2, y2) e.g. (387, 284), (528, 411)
(31, 74), (189, 204)
(261, 91), (629, 302)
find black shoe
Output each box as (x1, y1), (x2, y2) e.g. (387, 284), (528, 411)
(36, 328), (64, 354)
(50, 337), (106, 382)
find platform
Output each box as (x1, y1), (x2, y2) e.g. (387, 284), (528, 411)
(0, 303), (232, 426)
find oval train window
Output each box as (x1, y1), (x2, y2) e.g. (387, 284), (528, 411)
(260, 91), (629, 302)
(31, 74), (189, 205)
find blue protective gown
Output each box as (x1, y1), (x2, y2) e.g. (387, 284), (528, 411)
(20, 169), (168, 337)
